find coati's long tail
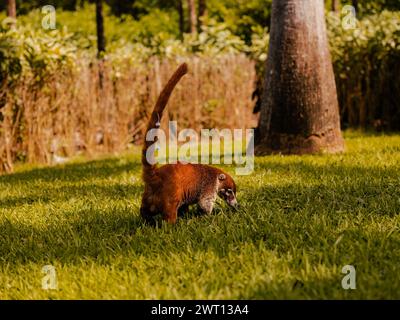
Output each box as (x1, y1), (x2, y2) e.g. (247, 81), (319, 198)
(142, 63), (188, 179)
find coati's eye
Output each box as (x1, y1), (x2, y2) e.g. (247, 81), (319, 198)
(218, 174), (226, 180)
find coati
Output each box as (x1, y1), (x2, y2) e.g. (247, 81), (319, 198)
(140, 63), (238, 224)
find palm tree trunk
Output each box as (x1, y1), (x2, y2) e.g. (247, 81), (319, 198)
(7, 0), (16, 19)
(352, 0), (358, 12)
(96, 0), (106, 57)
(95, 0), (106, 91)
(177, 0), (185, 37)
(331, 0), (339, 12)
(198, 0), (207, 29)
(256, 0), (344, 155)
(187, 0), (197, 33)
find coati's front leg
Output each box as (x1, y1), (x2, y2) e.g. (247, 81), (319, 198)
(198, 192), (217, 215)
(140, 191), (159, 225)
(140, 205), (156, 226)
(162, 200), (179, 224)
(178, 204), (189, 216)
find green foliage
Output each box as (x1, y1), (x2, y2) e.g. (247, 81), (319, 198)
(10, 4), (180, 51)
(328, 10), (400, 81)
(0, 0), (81, 14)
(1, 3), (399, 129)
(0, 134), (399, 299)
(130, 8), (180, 45)
(356, 0), (400, 16)
(155, 18), (267, 59)
(327, 10), (400, 129)
(206, 0), (272, 44)
(2, 0), (400, 38)
(0, 19), (23, 84)
(0, 19), (77, 85)
(106, 0), (179, 18)
(0, 4), (269, 80)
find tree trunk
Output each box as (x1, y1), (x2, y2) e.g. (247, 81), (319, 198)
(7, 0), (16, 21)
(96, 0), (106, 57)
(187, 0), (197, 33)
(198, 0), (207, 29)
(95, 0), (106, 91)
(352, 0), (358, 12)
(255, 0), (344, 155)
(177, 0), (185, 37)
(331, 0), (339, 12)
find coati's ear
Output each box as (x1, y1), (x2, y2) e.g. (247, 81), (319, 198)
(218, 173), (226, 180)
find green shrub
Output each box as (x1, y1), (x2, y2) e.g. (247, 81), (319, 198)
(1, 7), (399, 132)
(327, 10), (400, 130)
(0, 16), (77, 83)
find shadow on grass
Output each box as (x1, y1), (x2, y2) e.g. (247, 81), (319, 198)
(0, 156), (398, 267)
(0, 208), (143, 264)
(242, 276), (349, 299)
(0, 183), (143, 209)
(254, 159), (400, 179)
(0, 157), (146, 265)
(0, 157), (141, 184)
(244, 272), (399, 299)
(242, 161), (400, 219)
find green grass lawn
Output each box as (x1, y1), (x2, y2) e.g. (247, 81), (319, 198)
(0, 132), (399, 299)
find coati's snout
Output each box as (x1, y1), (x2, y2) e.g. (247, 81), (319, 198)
(217, 173), (239, 209)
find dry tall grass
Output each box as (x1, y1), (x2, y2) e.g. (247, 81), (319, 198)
(0, 55), (257, 173)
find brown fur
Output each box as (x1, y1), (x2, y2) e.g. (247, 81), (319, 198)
(140, 63), (238, 224)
